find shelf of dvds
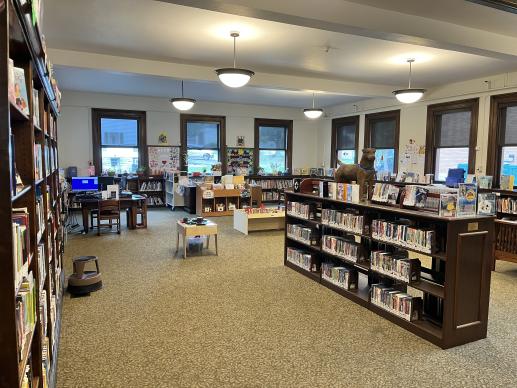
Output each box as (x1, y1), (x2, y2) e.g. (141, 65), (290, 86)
(284, 189), (494, 349)
(1, 1), (65, 387)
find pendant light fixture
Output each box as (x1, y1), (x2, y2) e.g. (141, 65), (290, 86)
(303, 92), (324, 119)
(170, 80), (196, 111)
(215, 32), (254, 88)
(393, 59), (426, 104)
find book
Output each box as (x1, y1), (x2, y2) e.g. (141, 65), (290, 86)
(477, 193), (496, 216)
(439, 193), (457, 217)
(33, 88), (40, 126)
(387, 185), (400, 205)
(8, 58), (16, 104)
(414, 186), (428, 208)
(500, 175), (514, 190)
(457, 183), (477, 216)
(477, 176), (493, 189)
(13, 66), (29, 115)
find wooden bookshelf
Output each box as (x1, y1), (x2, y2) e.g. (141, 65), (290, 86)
(284, 190), (494, 349)
(1, 1), (65, 387)
(127, 176), (165, 207)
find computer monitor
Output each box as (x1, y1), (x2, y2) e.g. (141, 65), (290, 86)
(98, 176), (115, 191)
(71, 177), (99, 192)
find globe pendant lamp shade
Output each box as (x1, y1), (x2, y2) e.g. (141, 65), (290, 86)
(170, 81), (196, 111)
(303, 108), (324, 119)
(216, 32), (254, 88)
(216, 68), (255, 88)
(171, 98), (196, 111)
(393, 59), (426, 104)
(304, 92), (324, 119)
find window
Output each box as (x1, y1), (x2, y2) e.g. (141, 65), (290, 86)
(331, 116), (359, 167)
(180, 114), (226, 174)
(487, 93), (517, 186)
(425, 99), (478, 182)
(92, 109), (147, 175)
(254, 119), (293, 174)
(364, 110), (400, 175)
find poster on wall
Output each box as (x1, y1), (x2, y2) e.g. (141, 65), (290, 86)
(148, 145), (180, 175)
(226, 147), (254, 175)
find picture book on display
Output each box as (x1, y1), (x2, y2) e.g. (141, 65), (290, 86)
(477, 176), (493, 189)
(500, 175), (514, 190)
(457, 183), (477, 216)
(477, 193), (496, 216)
(13, 66), (29, 115)
(439, 193), (457, 217)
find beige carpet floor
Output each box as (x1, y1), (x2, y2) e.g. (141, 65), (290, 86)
(57, 209), (517, 388)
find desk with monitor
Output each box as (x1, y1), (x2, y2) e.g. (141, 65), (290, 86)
(71, 176), (147, 233)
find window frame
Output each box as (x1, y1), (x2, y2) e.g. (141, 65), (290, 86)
(331, 115), (359, 167)
(180, 114), (226, 173)
(487, 92), (517, 187)
(91, 108), (147, 175)
(254, 118), (293, 175)
(424, 98), (479, 182)
(364, 110), (400, 174)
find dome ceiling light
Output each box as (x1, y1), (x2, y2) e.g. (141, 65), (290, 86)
(215, 32), (254, 88)
(304, 92), (324, 119)
(170, 80), (196, 111)
(393, 59), (426, 104)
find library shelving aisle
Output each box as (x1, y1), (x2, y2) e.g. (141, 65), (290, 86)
(284, 190), (494, 349)
(1, 1), (65, 388)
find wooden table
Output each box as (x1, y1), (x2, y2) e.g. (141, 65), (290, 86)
(233, 209), (285, 235)
(175, 220), (218, 259)
(74, 195), (147, 233)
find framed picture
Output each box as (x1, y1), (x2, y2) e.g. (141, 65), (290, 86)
(236, 136), (245, 147)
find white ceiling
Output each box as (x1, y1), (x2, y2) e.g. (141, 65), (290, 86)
(53, 66), (363, 108)
(42, 0), (517, 107)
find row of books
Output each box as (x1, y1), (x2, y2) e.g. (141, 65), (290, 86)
(262, 191), (282, 201)
(371, 219), (435, 253)
(16, 273), (37, 360)
(243, 207), (284, 214)
(140, 181), (162, 191)
(321, 262), (357, 290)
(370, 251), (421, 282)
(497, 197), (517, 215)
(287, 224), (317, 246)
(13, 209), (31, 289)
(321, 235), (361, 263)
(325, 182), (360, 203)
(147, 196), (164, 206)
(372, 183), (400, 204)
(286, 201), (315, 219)
(41, 336), (50, 388)
(286, 247), (317, 272)
(36, 196), (45, 239)
(252, 179), (293, 190)
(370, 284), (420, 321)
(38, 243), (46, 290)
(321, 209), (364, 234)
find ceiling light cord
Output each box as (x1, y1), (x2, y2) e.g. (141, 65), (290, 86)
(233, 35), (237, 68)
(312, 92), (315, 109)
(181, 80), (184, 98)
(408, 59), (414, 89)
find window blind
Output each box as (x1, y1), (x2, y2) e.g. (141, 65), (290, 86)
(336, 124), (356, 149)
(371, 120), (396, 148)
(435, 111), (471, 147)
(504, 106), (517, 145)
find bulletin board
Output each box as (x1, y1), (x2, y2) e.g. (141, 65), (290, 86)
(226, 147), (254, 175)
(147, 145), (180, 175)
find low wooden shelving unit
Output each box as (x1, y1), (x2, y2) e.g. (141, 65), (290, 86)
(284, 190), (494, 349)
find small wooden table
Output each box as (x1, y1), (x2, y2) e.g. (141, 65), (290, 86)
(175, 220), (218, 259)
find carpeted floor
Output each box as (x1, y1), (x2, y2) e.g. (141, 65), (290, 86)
(57, 209), (517, 388)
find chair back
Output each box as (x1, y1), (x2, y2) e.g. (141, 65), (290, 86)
(98, 199), (120, 214)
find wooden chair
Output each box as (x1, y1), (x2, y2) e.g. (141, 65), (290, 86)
(96, 199), (121, 236)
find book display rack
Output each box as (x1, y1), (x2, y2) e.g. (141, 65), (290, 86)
(127, 176), (165, 207)
(284, 190), (494, 348)
(1, 1), (65, 387)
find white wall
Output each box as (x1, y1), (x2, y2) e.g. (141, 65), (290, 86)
(57, 90), (325, 175)
(320, 70), (517, 176)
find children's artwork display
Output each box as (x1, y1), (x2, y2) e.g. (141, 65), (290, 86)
(226, 147), (254, 175)
(148, 145), (180, 175)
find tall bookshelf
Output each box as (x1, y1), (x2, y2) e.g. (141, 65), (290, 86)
(284, 190), (494, 349)
(1, 1), (64, 388)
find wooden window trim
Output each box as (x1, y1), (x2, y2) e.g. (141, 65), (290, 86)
(331, 115), (359, 167)
(364, 110), (400, 173)
(487, 92), (517, 187)
(180, 113), (226, 173)
(254, 118), (293, 174)
(424, 98), (479, 180)
(91, 108), (147, 175)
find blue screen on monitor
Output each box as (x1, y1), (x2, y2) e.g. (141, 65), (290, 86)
(72, 177), (99, 192)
